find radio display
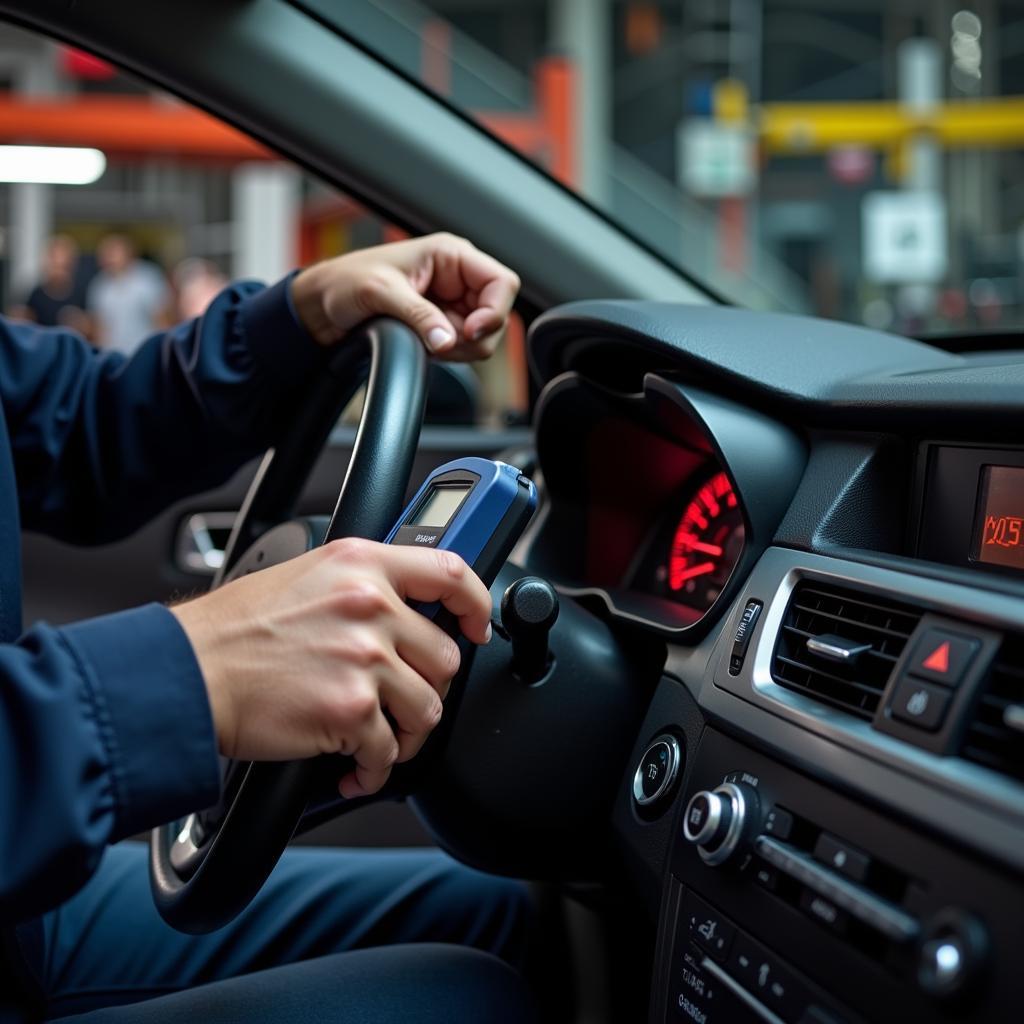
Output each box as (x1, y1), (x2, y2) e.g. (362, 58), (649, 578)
(972, 465), (1024, 570)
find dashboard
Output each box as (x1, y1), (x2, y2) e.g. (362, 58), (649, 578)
(519, 301), (1024, 1024)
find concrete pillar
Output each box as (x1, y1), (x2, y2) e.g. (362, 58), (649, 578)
(551, 0), (610, 204)
(9, 182), (53, 298)
(8, 41), (58, 300)
(231, 162), (301, 282)
(898, 37), (942, 193)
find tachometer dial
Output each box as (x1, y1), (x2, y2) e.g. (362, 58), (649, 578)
(667, 470), (745, 610)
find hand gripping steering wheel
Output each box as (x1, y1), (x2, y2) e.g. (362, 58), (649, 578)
(150, 318), (429, 933)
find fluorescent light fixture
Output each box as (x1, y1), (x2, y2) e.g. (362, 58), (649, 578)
(0, 145), (106, 185)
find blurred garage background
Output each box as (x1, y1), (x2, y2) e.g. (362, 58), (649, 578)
(0, 0), (1023, 392)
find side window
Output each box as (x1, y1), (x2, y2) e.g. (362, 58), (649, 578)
(0, 25), (525, 427)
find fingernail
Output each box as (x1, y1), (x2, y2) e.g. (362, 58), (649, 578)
(471, 326), (487, 342)
(339, 777), (366, 800)
(484, 622), (493, 644)
(426, 326), (454, 352)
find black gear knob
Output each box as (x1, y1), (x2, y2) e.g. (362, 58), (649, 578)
(500, 576), (559, 683)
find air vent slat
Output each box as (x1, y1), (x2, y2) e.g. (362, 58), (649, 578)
(774, 656), (889, 698)
(967, 721), (1006, 741)
(961, 635), (1024, 783)
(790, 604), (915, 642)
(978, 694), (1011, 713)
(771, 581), (921, 721)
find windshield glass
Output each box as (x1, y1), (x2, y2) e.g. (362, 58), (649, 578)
(327, 0), (1024, 335)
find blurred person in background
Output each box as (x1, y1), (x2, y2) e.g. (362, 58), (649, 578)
(87, 233), (171, 354)
(172, 256), (229, 320)
(9, 235), (91, 334)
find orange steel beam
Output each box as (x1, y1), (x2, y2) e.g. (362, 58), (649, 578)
(0, 53), (576, 186)
(479, 57), (576, 187)
(536, 56), (576, 186)
(0, 94), (270, 160)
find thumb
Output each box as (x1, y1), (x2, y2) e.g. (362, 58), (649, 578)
(369, 271), (457, 354)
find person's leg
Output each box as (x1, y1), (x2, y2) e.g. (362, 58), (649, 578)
(53, 944), (537, 1024)
(16, 841), (531, 1019)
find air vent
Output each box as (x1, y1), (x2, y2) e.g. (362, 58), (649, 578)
(961, 634), (1024, 782)
(772, 582), (921, 720)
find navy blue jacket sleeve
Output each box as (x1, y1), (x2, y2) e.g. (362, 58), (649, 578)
(0, 277), (325, 921)
(1, 275), (325, 544)
(0, 603), (219, 921)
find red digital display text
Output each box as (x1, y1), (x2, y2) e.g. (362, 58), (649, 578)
(973, 466), (1024, 571)
(981, 515), (1024, 550)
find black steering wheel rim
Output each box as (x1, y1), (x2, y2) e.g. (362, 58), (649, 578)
(150, 318), (429, 934)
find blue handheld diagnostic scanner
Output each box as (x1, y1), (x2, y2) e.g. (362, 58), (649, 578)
(384, 457), (537, 629)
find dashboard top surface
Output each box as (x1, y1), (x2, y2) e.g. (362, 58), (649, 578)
(529, 301), (1024, 428)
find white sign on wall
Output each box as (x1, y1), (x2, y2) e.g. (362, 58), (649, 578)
(862, 191), (947, 284)
(678, 120), (756, 198)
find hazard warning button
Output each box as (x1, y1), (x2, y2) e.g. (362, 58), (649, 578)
(906, 629), (979, 688)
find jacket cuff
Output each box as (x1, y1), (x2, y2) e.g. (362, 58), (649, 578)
(58, 603), (221, 840)
(237, 271), (325, 393)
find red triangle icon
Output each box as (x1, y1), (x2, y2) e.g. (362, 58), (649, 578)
(922, 641), (950, 674)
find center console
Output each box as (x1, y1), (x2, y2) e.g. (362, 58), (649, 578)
(629, 547), (1024, 1024)
(658, 730), (1012, 1023)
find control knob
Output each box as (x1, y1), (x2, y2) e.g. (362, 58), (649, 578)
(682, 782), (759, 866)
(917, 909), (988, 1000)
(501, 576), (558, 683)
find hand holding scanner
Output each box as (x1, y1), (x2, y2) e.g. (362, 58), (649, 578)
(384, 457), (538, 632)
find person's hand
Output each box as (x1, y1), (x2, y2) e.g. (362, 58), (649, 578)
(290, 233), (520, 362)
(171, 538), (492, 798)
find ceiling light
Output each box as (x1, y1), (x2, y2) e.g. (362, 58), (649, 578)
(0, 145), (106, 185)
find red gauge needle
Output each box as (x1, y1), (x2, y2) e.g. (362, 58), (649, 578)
(680, 538), (723, 557)
(673, 561), (716, 584)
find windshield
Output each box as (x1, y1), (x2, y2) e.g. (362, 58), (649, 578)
(327, 0), (1024, 336)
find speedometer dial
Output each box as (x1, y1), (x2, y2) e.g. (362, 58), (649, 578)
(668, 470), (745, 610)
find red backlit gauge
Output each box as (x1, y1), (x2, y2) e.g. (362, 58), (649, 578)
(668, 470), (745, 610)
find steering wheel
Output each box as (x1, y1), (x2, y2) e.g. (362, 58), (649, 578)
(150, 318), (429, 933)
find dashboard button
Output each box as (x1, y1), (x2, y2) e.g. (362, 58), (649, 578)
(683, 891), (735, 961)
(754, 863), (779, 892)
(813, 832), (870, 883)
(764, 805), (794, 841)
(889, 678), (951, 731)
(916, 909), (988, 1000)
(729, 600), (762, 675)
(729, 935), (804, 1020)
(906, 628), (979, 687)
(800, 888), (848, 934)
(632, 734), (681, 808)
(728, 937), (759, 988)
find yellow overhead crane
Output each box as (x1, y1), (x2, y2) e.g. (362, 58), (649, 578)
(760, 97), (1024, 154)
(711, 79), (1024, 155)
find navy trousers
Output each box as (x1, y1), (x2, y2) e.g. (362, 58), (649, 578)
(14, 843), (536, 1023)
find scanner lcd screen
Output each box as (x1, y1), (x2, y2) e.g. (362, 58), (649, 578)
(409, 484), (471, 529)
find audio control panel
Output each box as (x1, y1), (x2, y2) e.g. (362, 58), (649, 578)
(656, 727), (1023, 1023)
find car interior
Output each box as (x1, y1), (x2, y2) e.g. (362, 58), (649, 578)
(2, 1), (1023, 1022)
